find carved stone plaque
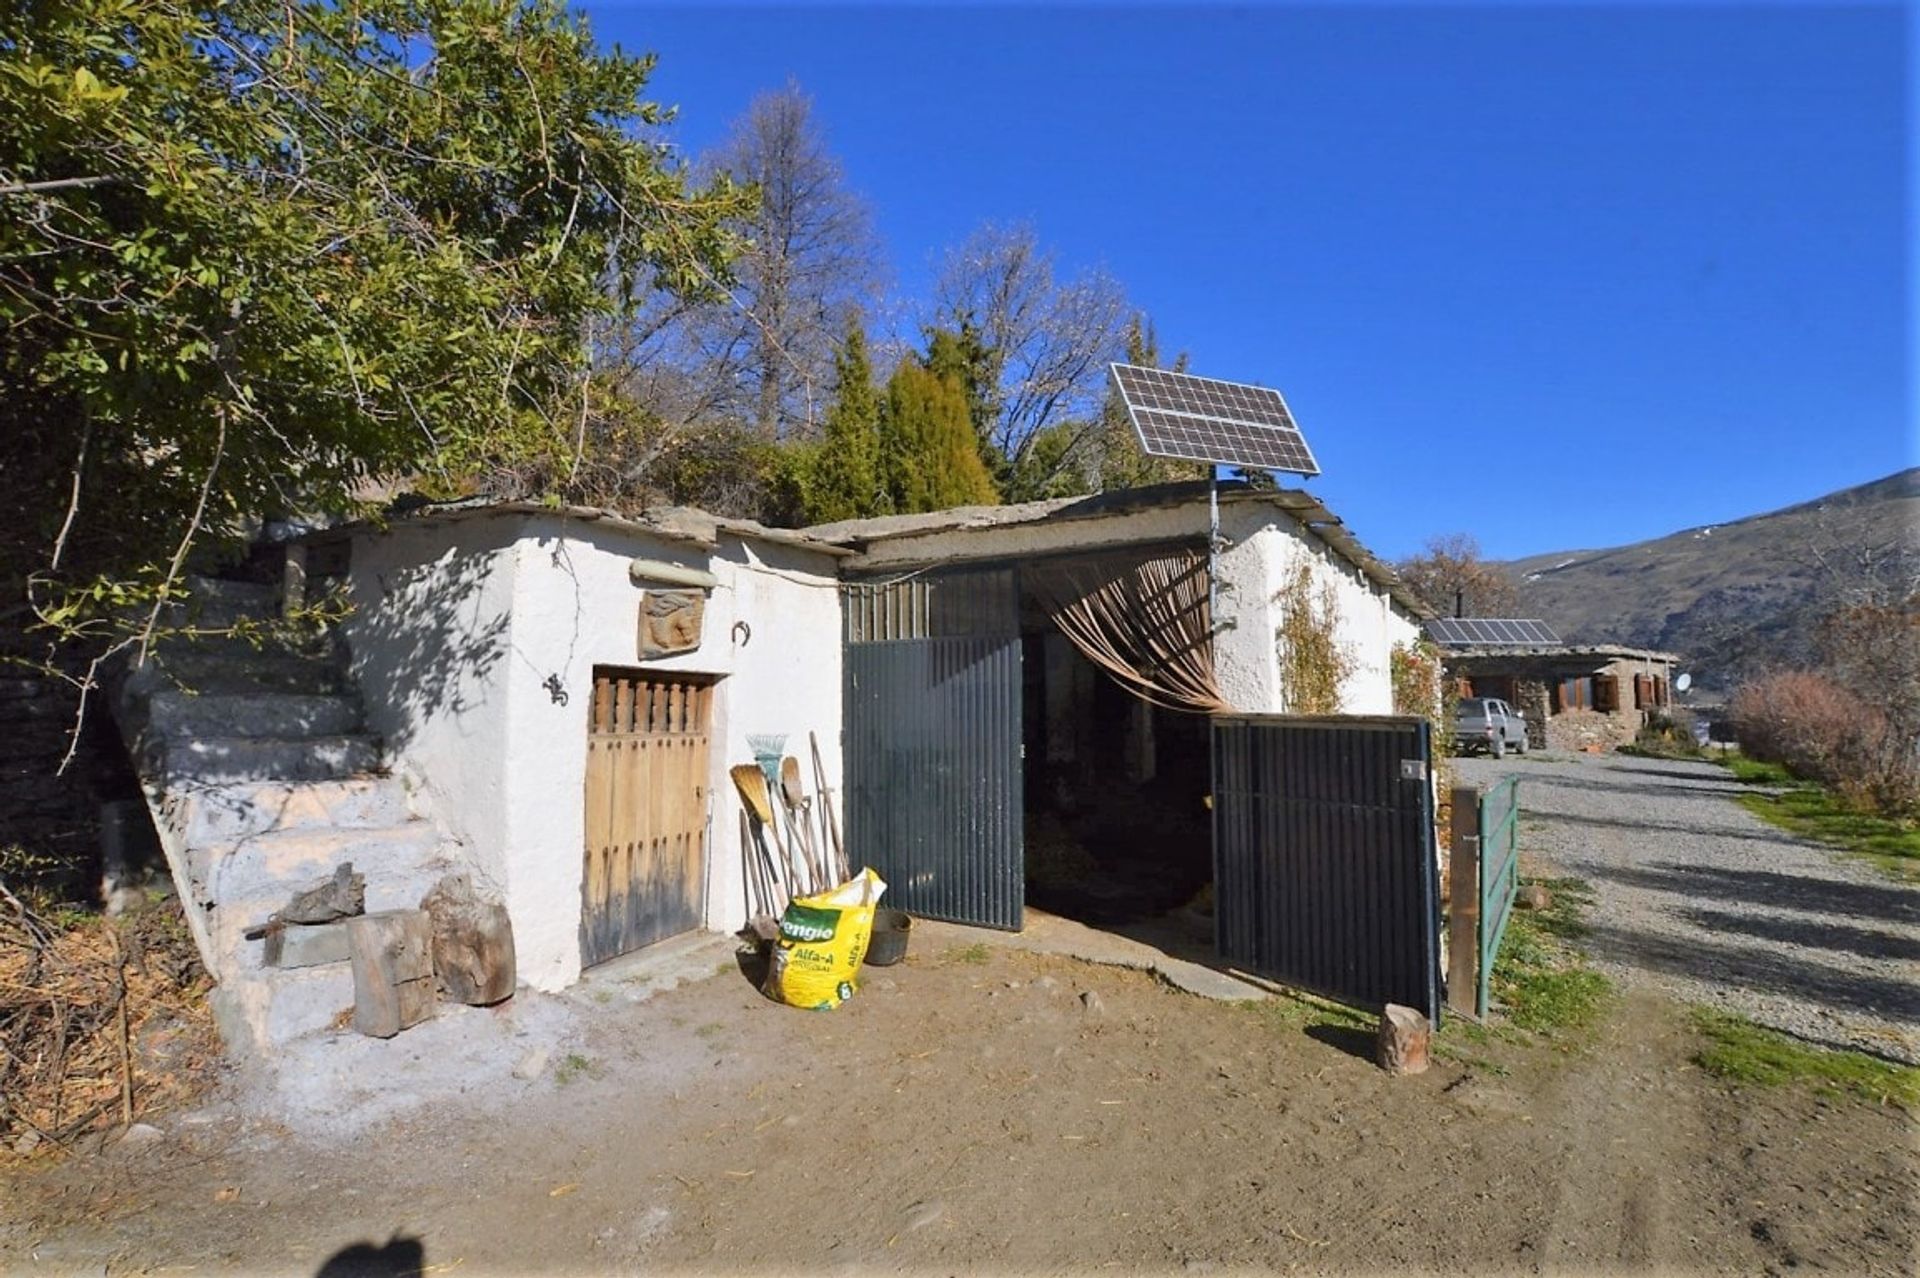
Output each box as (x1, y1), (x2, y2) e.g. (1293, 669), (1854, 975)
(637, 590), (705, 658)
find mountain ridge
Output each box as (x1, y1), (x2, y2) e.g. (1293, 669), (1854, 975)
(1501, 467), (1918, 691)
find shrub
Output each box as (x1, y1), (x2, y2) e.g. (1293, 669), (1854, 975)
(1634, 709), (1703, 756)
(1728, 672), (1918, 815)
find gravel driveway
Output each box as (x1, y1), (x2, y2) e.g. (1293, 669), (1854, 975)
(1454, 751), (1920, 1063)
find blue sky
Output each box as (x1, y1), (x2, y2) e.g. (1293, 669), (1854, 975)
(588, 2), (1911, 560)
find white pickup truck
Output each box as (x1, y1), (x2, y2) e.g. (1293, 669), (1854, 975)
(1455, 697), (1529, 757)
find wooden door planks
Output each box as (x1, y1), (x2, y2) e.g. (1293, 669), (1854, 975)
(582, 670), (713, 967)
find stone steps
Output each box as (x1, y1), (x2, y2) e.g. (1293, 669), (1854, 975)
(212, 964), (356, 1050)
(119, 573), (471, 1057)
(150, 733), (382, 786)
(173, 776), (414, 848)
(171, 576), (282, 630)
(211, 821), (446, 910)
(150, 649), (349, 696)
(145, 689), (363, 739)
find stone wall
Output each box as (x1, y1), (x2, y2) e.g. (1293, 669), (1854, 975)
(0, 667), (141, 897)
(1545, 707), (1640, 753)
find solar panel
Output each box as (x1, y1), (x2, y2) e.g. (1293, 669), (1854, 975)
(1424, 617), (1562, 647)
(1108, 363), (1321, 476)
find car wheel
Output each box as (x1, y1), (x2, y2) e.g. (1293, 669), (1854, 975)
(1490, 737), (1506, 760)
(1515, 735), (1528, 755)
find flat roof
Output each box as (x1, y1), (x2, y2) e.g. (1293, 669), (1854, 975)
(1442, 644), (1682, 663)
(304, 496), (853, 558)
(305, 482), (1426, 615)
(805, 481), (1430, 618)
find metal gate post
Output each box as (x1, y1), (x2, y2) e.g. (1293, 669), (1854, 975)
(1446, 785), (1482, 1019)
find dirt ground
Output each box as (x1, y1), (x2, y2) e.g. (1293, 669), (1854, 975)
(4, 936), (1914, 1277)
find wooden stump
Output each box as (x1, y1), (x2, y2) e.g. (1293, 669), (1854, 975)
(420, 873), (516, 1005)
(1377, 1003), (1431, 1076)
(347, 909), (435, 1038)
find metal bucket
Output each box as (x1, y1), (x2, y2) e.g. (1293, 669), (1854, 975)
(863, 909), (912, 966)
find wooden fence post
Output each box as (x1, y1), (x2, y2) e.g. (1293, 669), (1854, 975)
(1447, 785), (1481, 1019)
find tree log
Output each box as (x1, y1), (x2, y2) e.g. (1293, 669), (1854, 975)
(1377, 1003), (1431, 1076)
(347, 909), (435, 1038)
(419, 873), (516, 1005)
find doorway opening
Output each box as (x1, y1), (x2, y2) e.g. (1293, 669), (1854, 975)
(1016, 554), (1214, 936)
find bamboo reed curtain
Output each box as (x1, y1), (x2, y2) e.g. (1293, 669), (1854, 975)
(1023, 549), (1229, 714)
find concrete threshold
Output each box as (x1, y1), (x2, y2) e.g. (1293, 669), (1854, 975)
(916, 908), (1270, 1003)
(576, 930), (739, 1003)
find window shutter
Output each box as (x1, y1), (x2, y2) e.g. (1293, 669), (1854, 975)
(1595, 675), (1619, 713)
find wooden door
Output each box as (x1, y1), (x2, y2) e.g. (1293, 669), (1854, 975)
(582, 670), (713, 966)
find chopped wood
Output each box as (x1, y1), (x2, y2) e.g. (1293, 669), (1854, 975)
(419, 874), (515, 1006)
(347, 910), (435, 1038)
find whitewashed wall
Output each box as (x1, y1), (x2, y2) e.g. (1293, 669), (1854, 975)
(1257, 519), (1423, 715)
(501, 517), (844, 989)
(343, 518), (521, 889)
(346, 513), (844, 993)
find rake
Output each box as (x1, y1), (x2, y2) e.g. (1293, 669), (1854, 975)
(746, 733), (787, 787)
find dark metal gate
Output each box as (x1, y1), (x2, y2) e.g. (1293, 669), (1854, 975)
(843, 568), (1023, 929)
(1213, 715), (1441, 1021)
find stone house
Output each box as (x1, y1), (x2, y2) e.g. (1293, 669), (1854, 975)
(1435, 632), (1680, 751)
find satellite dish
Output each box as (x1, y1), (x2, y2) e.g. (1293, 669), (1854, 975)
(1675, 672), (1693, 693)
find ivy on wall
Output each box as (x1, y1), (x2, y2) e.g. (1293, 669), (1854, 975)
(1274, 560), (1355, 715)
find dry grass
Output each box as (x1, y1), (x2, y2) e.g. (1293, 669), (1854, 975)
(1, 885), (219, 1160)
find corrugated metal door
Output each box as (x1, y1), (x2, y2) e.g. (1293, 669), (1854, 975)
(582, 670), (712, 967)
(843, 568), (1023, 929)
(1213, 715), (1441, 1022)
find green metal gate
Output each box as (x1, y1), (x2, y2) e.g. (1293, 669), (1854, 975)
(1475, 776), (1521, 1017)
(842, 568), (1024, 930)
(1213, 715), (1443, 1022)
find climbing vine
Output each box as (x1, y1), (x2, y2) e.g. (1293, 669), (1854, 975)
(1274, 560), (1354, 715)
(1393, 637), (1462, 855)
(1391, 638), (1458, 760)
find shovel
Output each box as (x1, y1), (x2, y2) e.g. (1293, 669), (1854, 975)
(780, 756), (823, 891)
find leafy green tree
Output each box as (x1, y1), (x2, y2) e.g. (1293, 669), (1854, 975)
(879, 360), (997, 514)
(800, 323), (885, 522)
(0, 0), (745, 644)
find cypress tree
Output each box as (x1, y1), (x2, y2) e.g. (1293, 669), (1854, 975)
(803, 323), (885, 522)
(922, 321), (1005, 485)
(879, 360), (999, 513)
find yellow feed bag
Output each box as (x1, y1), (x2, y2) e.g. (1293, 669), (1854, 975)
(762, 869), (886, 1010)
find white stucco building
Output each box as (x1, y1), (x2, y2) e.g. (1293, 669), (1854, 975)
(310, 480), (1426, 994)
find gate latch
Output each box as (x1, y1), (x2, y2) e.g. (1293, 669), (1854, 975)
(1399, 759), (1428, 782)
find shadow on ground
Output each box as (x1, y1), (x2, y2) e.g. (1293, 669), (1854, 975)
(315, 1236), (424, 1278)
(1604, 861), (1920, 926)
(1582, 921), (1920, 1022)
(1682, 907), (1920, 962)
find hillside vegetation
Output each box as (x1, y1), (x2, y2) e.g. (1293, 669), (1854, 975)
(1507, 469), (1918, 689)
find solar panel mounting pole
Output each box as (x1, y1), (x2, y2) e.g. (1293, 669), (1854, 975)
(1207, 466), (1222, 629)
